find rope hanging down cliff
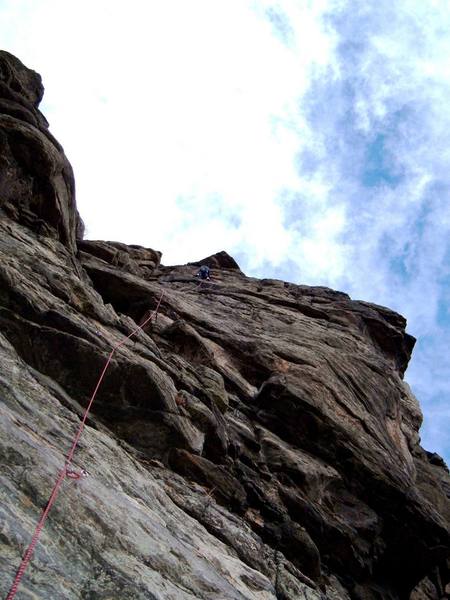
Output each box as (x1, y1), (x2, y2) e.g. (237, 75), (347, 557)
(6, 289), (165, 600)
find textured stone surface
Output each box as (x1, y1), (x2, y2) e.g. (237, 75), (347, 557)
(1, 51), (449, 600)
(0, 50), (82, 251)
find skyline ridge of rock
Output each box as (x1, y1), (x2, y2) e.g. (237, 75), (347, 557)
(1, 50), (449, 600)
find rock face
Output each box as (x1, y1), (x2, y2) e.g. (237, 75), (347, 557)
(0, 52), (449, 600)
(0, 50), (82, 251)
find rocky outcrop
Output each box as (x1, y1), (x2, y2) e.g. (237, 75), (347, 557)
(1, 52), (449, 600)
(0, 50), (82, 252)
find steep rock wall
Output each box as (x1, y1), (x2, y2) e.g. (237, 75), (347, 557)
(1, 51), (449, 600)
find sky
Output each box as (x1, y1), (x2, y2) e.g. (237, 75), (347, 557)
(1, 0), (449, 463)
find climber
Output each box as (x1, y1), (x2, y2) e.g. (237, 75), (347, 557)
(196, 265), (211, 281)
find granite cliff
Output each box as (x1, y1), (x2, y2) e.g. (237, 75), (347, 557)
(1, 51), (449, 600)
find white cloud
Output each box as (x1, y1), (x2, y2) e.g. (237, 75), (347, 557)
(1, 0), (450, 460)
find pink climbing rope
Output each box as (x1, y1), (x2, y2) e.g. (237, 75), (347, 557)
(6, 290), (165, 600)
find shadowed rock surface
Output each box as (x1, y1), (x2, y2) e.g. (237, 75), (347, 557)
(1, 51), (449, 600)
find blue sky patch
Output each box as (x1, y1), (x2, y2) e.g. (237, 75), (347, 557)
(362, 134), (404, 187)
